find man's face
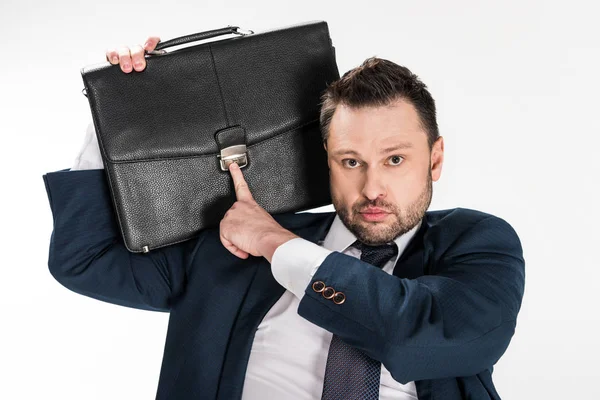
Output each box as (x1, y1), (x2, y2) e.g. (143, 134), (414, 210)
(325, 99), (444, 245)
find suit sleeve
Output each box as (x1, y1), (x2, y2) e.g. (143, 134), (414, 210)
(297, 216), (525, 383)
(43, 168), (199, 312)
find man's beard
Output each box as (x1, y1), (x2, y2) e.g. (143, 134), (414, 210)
(332, 170), (432, 246)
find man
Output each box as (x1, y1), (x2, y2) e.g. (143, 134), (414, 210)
(43, 37), (525, 399)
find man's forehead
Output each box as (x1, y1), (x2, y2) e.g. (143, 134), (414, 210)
(330, 101), (423, 134)
(328, 118), (426, 150)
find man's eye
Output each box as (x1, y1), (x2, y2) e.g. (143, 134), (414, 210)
(342, 159), (360, 168)
(388, 155), (404, 166)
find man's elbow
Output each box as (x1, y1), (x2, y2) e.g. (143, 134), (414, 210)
(46, 237), (111, 293)
(47, 243), (74, 288)
(47, 255), (91, 294)
(383, 319), (517, 382)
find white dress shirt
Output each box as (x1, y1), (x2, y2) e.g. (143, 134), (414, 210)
(72, 123), (420, 399)
(71, 122), (104, 170)
(243, 215), (421, 400)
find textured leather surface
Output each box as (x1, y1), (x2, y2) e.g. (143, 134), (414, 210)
(80, 20), (339, 252)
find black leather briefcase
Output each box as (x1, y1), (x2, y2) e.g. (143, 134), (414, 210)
(80, 21), (339, 253)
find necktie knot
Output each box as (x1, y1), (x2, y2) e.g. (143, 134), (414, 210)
(352, 240), (398, 269)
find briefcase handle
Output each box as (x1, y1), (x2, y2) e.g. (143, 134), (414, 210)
(81, 25), (255, 97)
(148, 26), (254, 54)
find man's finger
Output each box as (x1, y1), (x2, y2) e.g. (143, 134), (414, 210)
(130, 44), (146, 72)
(229, 162), (254, 202)
(143, 36), (161, 52)
(117, 46), (133, 73)
(220, 232), (249, 259)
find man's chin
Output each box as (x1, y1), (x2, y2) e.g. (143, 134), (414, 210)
(350, 218), (397, 244)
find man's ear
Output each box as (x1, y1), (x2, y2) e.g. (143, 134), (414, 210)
(430, 136), (444, 182)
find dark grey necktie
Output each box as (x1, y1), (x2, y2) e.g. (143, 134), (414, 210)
(321, 240), (399, 400)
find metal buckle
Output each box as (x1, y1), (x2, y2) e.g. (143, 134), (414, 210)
(145, 49), (167, 56)
(233, 27), (254, 36)
(218, 144), (248, 171)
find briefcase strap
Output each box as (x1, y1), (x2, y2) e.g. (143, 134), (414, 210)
(149, 26), (254, 54)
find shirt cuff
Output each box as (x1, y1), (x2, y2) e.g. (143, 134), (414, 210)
(271, 237), (332, 299)
(72, 122), (104, 170)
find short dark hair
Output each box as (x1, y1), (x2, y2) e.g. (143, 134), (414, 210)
(319, 56), (440, 149)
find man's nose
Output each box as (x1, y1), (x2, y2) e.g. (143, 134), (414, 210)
(361, 167), (386, 201)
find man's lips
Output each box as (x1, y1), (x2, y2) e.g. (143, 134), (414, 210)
(358, 208), (391, 221)
(360, 207), (390, 214)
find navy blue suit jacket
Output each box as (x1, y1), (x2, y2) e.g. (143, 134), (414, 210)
(43, 168), (525, 399)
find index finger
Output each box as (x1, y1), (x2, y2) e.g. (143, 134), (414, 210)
(229, 162), (254, 202)
(143, 36), (161, 52)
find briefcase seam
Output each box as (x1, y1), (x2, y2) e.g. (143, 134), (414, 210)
(207, 43), (230, 126)
(102, 117), (320, 164)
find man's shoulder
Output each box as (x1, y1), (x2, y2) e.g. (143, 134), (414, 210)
(425, 207), (500, 229)
(424, 207), (521, 250)
(271, 210), (335, 232)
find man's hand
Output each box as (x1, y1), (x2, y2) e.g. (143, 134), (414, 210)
(220, 162), (299, 262)
(105, 36), (161, 73)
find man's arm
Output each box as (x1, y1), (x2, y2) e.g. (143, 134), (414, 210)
(45, 37), (201, 311)
(43, 167), (199, 312)
(284, 216), (524, 383)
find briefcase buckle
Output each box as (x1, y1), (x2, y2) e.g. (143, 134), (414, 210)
(218, 144), (248, 171)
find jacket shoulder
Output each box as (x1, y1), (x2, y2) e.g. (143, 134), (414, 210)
(425, 207), (517, 233)
(426, 207), (497, 226)
(424, 207), (523, 259)
(272, 210), (335, 232)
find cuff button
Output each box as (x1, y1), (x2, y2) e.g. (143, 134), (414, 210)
(312, 281), (325, 292)
(322, 287), (335, 299)
(333, 292), (346, 305)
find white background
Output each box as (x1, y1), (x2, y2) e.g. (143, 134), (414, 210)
(1, 0), (599, 398)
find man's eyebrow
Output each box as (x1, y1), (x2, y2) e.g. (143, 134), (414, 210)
(332, 149), (361, 157)
(380, 142), (414, 153)
(332, 142), (414, 157)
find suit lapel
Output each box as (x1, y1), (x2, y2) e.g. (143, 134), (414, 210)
(393, 213), (430, 279)
(216, 212), (336, 399)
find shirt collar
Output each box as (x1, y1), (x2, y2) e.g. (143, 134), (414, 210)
(322, 214), (422, 264)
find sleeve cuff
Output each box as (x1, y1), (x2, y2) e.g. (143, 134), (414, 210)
(72, 122), (104, 170)
(271, 237), (332, 299)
